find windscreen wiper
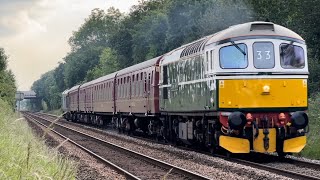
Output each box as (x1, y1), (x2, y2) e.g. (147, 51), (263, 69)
(280, 41), (294, 55)
(231, 41), (246, 56)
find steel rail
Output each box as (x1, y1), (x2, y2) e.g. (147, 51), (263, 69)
(24, 112), (211, 180)
(24, 113), (140, 180)
(35, 112), (320, 180)
(214, 154), (320, 180)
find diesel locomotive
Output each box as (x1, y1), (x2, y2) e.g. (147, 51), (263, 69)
(62, 21), (309, 156)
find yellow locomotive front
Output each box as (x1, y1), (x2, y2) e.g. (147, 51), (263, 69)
(211, 22), (309, 155)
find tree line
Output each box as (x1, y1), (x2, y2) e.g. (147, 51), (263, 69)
(31, 0), (320, 111)
(0, 48), (17, 107)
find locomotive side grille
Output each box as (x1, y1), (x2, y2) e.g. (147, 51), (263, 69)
(180, 39), (206, 58)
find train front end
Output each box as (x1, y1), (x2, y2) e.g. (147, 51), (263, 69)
(214, 22), (309, 155)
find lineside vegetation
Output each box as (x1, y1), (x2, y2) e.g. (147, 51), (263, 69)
(0, 48), (76, 179)
(301, 93), (320, 159)
(0, 99), (76, 179)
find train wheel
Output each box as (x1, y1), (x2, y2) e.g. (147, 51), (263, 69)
(124, 118), (131, 134)
(99, 117), (104, 127)
(71, 114), (74, 122)
(117, 117), (121, 132)
(111, 117), (117, 129)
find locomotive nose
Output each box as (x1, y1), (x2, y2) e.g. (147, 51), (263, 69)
(291, 111), (309, 129)
(228, 111), (247, 130)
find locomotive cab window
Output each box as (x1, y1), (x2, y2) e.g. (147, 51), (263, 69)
(219, 43), (248, 69)
(280, 43), (305, 69)
(253, 42), (275, 69)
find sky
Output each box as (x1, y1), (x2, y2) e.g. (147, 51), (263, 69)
(0, 0), (139, 90)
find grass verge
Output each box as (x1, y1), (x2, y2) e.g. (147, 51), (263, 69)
(46, 108), (63, 116)
(0, 99), (76, 179)
(301, 93), (320, 159)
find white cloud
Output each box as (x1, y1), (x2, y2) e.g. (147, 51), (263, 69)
(0, 0), (139, 90)
(1, 10), (47, 35)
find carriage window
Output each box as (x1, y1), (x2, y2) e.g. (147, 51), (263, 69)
(111, 82), (113, 99)
(163, 66), (168, 85)
(253, 42), (275, 69)
(144, 73), (147, 92)
(219, 43), (248, 69)
(206, 51), (209, 71)
(280, 44), (305, 69)
(148, 73), (151, 91)
(151, 71), (154, 85)
(210, 50), (213, 70)
(132, 76), (135, 97)
(99, 85), (101, 100)
(104, 83), (107, 99)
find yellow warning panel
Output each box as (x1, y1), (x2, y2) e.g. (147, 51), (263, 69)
(219, 136), (250, 153)
(253, 128), (276, 153)
(283, 136), (306, 153)
(218, 79), (307, 108)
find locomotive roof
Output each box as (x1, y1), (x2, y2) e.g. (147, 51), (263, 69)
(160, 21), (304, 65)
(205, 21), (304, 45)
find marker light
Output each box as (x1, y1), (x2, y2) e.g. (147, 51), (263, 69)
(263, 85), (270, 93)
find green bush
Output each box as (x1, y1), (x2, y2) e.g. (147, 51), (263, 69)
(0, 99), (76, 179)
(301, 93), (320, 159)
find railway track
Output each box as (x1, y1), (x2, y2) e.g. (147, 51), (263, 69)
(23, 112), (211, 180)
(216, 154), (320, 180)
(31, 112), (320, 180)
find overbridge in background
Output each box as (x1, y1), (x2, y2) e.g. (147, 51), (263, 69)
(16, 91), (38, 100)
(15, 91), (40, 112)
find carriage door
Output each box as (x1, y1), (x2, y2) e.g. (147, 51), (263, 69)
(90, 87), (93, 112)
(144, 71), (151, 113)
(84, 89), (87, 112)
(113, 75), (118, 114)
